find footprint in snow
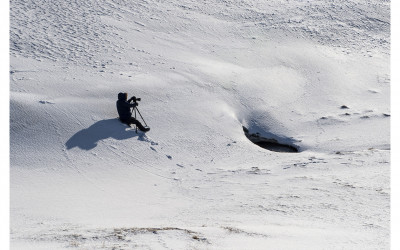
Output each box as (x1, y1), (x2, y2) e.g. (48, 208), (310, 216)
(39, 100), (55, 104)
(138, 134), (158, 146)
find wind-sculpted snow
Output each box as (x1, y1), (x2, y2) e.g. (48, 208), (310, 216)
(10, 0), (390, 249)
(10, 0), (389, 65)
(11, 0), (113, 63)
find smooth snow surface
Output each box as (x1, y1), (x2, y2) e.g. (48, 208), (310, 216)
(10, 0), (390, 249)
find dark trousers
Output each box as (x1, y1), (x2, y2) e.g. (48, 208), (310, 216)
(120, 117), (147, 131)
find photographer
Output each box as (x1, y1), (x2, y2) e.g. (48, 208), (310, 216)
(116, 92), (150, 132)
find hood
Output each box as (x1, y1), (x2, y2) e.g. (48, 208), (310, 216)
(118, 92), (127, 101)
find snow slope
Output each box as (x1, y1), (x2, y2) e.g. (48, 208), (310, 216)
(10, 0), (390, 249)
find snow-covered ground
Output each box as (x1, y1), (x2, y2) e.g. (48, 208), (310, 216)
(9, 0), (391, 249)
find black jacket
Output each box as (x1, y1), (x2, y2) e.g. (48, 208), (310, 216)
(116, 96), (137, 121)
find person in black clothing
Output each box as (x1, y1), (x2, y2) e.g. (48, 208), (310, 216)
(116, 92), (150, 132)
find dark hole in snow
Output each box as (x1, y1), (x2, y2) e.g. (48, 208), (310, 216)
(243, 126), (299, 153)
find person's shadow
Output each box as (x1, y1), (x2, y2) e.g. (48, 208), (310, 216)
(66, 118), (140, 150)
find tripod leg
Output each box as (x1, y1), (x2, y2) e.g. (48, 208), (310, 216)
(135, 107), (148, 127)
(134, 107), (138, 133)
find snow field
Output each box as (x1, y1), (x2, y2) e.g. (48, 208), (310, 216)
(10, 0), (390, 249)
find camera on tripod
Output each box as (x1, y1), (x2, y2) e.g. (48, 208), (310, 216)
(131, 96), (141, 103)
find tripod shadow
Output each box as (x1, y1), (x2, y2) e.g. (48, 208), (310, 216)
(66, 118), (141, 150)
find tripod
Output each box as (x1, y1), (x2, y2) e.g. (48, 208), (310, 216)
(132, 106), (148, 133)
